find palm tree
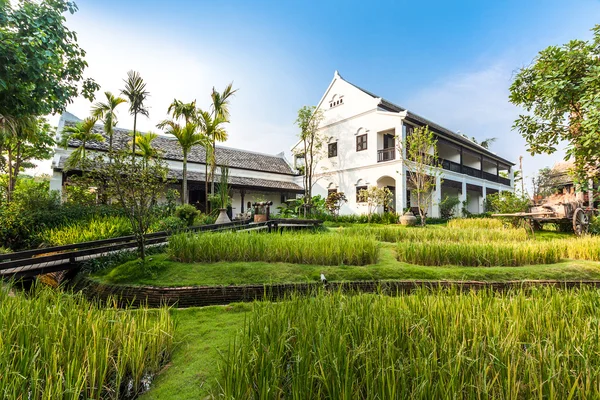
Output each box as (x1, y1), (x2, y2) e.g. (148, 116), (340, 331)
(208, 83), (237, 195)
(167, 99), (197, 124)
(480, 137), (497, 149)
(60, 117), (103, 170)
(158, 119), (210, 204)
(91, 91), (127, 158)
(197, 109), (227, 211)
(133, 132), (159, 168)
(121, 71), (149, 160)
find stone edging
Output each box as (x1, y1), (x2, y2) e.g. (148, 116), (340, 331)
(74, 277), (600, 308)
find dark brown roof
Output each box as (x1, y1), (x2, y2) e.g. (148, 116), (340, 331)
(62, 121), (296, 175)
(56, 155), (303, 193)
(342, 75), (515, 166)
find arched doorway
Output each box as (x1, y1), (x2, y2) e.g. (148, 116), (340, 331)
(376, 176), (396, 213)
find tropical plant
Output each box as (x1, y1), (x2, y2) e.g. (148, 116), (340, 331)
(358, 186), (393, 223)
(325, 191), (348, 217)
(121, 70), (149, 159)
(294, 105), (326, 208)
(439, 195), (461, 219)
(196, 109), (226, 211)
(209, 83), (237, 194)
(216, 165), (231, 209)
(174, 204), (198, 227)
(91, 91), (127, 157)
(133, 131), (159, 168)
(60, 117), (103, 170)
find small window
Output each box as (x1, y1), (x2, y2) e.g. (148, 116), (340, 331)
(328, 142), (337, 158)
(356, 186), (367, 202)
(356, 134), (367, 152)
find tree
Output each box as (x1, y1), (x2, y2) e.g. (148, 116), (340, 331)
(91, 91), (127, 158)
(509, 24), (600, 186)
(531, 167), (558, 200)
(325, 191), (348, 217)
(208, 83), (237, 197)
(121, 71), (149, 160)
(0, 0), (98, 119)
(358, 186), (393, 223)
(196, 109), (226, 211)
(158, 115), (210, 204)
(103, 150), (168, 261)
(294, 106), (326, 209)
(0, 116), (54, 202)
(398, 125), (441, 226)
(133, 132), (159, 169)
(60, 117), (103, 170)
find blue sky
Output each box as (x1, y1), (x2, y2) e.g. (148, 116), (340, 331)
(51, 0), (600, 185)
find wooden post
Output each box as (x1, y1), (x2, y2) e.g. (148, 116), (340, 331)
(240, 190), (246, 213)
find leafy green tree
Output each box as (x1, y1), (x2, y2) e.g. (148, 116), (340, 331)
(60, 117), (103, 170)
(121, 71), (149, 159)
(0, 0), (98, 118)
(358, 186), (393, 223)
(133, 132), (159, 169)
(294, 105), (326, 209)
(0, 116), (54, 202)
(91, 91), (127, 157)
(196, 109), (227, 211)
(208, 83), (237, 196)
(325, 191), (348, 217)
(509, 24), (600, 185)
(158, 116), (210, 204)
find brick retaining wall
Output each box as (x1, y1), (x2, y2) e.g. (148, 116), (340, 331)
(73, 277), (600, 308)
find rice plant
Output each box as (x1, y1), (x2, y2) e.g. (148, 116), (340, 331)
(0, 284), (175, 399)
(168, 231), (379, 265)
(38, 215), (133, 246)
(397, 240), (561, 266)
(558, 235), (600, 261)
(447, 218), (504, 230)
(342, 224), (528, 243)
(219, 288), (600, 399)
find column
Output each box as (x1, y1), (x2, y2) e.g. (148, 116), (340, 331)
(459, 179), (467, 217)
(431, 175), (442, 218)
(397, 166), (407, 212)
(480, 185), (487, 213)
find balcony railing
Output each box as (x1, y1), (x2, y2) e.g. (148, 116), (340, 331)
(498, 176), (511, 186)
(440, 158), (511, 186)
(377, 148), (396, 162)
(461, 165), (481, 178)
(441, 158), (461, 173)
(482, 171), (498, 182)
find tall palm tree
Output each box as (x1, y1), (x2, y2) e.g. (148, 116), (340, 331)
(167, 99), (197, 124)
(158, 119), (210, 204)
(133, 132), (159, 168)
(208, 83), (237, 195)
(197, 109), (227, 211)
(121, 71), (149, 160)
(91, 91), (127, 157)
(60, 117), (103, 170)
(480, 137), (497, 149)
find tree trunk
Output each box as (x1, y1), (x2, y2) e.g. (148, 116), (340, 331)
(6, 147), (13, 203)
(204, 159), (209, 213)
(132, 112), (137, 162)
(182, 151), (188, 204)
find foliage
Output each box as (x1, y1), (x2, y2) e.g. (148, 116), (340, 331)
(399, 125), (441, 226)
(153, 216), (187, 234)
(325, 191), (348, 216)
(216, 165), (231, 208)
(219, 288), (600, 399)
(37, 215), (133, 246)
(0, 0), (98, 118)
(509, 24), (600, 185)
(531, 166), (561, 200)
(91, 91), (127, 156)
(168, 231), (379, 266)
(294, 105), (326, 206)
(0, 284), (174, 399)
(121, 70), (149, 157)
(358, 186), (393, 222)
(485, 191), (530, 227)
(447, 217), (505, 230)
(175, 204), (199, 227)
(101, 150), (169, 260)
(320, 212), (402, 225)
(439, 195), (460, 219)
(0, 116), (54, 202)
(59, 117), (103, 170)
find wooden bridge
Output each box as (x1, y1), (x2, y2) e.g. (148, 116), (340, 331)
(0, 219), (322, 279)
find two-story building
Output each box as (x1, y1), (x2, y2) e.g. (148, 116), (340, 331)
(292, 71), (515, 217)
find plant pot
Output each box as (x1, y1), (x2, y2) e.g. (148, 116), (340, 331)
(399, 211), (417, 226)
(215, 208), (231, 224)
(254, 214), (268, 223)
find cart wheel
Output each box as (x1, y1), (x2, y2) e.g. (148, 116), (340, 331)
(573, 208), (589, 236)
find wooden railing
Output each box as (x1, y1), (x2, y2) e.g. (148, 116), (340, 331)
(440, 158), (511, 186)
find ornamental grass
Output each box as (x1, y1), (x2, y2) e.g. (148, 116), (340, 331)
(447, 218), (505, 230)
(0, 285), (175, 399)
(168, 231), (379, 266)
(38, 215), (133, 246)
(397, 240), (560, 266)
(219, 288), (600, 399)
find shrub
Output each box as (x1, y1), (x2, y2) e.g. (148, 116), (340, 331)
(169, 231), (379, 265)
(152, 216), (187, 233)
(37, 215), (133, 246)
(0, 284), (174, 399)
(219, 289), (600, 399)
(175, 204), (199, 226)
(439, 195), (461, 219)
(397, 240), (560, 266)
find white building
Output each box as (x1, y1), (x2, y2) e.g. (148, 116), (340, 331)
(50, 112), (303, 216)
(292, 71), (515, 217)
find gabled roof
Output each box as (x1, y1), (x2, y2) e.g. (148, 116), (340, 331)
(337, 72), (515, 166)
(60, 119), (297, 175)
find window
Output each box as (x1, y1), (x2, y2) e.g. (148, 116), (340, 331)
(356, 186), (367, 202)
(328, 142), (337, 158)
(356, 134), (367, 151)
(329, 96), (344, 108)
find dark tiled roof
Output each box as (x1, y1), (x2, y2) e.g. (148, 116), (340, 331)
(56, 156), (303, 193)
(62, 122), (296, 175)
(341, 74), (515, 166)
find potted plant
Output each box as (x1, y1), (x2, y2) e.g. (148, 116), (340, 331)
(399, 207), (417, 226)
(214, 166), (232, 224)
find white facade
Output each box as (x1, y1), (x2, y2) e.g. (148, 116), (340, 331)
(292, 71), (515, 217)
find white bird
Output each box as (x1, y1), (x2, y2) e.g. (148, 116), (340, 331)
(320, 273), (327, 285)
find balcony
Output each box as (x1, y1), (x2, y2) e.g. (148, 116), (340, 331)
(377, 148), (395, 163)
(441, 158), (512, 186)
(461, 165), (481, 178)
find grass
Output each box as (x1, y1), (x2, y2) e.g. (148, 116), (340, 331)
(218, 288), (600, 399)
(37, 215), (133, 246)
(0, 284), (175, 399)
(168, 231), (379, 266)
